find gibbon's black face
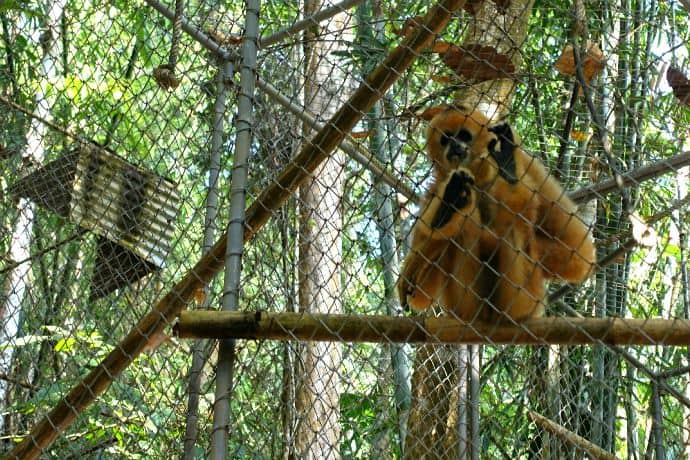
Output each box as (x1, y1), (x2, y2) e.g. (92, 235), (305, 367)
(426, 105), (518, 184)
(438, 125), (474, 164)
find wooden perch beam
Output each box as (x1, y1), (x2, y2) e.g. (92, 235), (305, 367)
(176, 311), (690, 346)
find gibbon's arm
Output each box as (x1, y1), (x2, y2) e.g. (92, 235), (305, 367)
(522, 152), (596, 282)
(412, 169), (477, 240)
(398, 168), (485, 312)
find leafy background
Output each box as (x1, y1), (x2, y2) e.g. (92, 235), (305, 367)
(1, 0), (689, 458)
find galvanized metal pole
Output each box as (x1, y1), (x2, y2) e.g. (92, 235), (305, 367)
(184, 59), (233, 459)
(210, 1), (260, 458)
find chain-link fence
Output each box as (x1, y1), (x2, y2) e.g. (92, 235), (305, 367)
(1, 0), (690, 458)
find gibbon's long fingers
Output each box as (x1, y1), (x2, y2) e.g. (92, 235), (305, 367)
(431, 169), (475, 228)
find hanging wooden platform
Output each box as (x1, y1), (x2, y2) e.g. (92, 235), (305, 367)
(9, 143), (179, 298)
(176, 310), (690, 346)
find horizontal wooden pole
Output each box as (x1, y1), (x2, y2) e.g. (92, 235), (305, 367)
(176, 311), (690, 346)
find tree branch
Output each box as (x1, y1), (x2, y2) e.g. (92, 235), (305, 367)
(528, 411), (616, 460)
(569, 151), (690, 203)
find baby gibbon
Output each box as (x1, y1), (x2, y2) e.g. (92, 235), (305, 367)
(398, 104), (596, 321)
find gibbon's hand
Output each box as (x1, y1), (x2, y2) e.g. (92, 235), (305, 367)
(430, 168), (475, 230)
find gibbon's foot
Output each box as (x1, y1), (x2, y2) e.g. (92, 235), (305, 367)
(431, 168), (475, 229)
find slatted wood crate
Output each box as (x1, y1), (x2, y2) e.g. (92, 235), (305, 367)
(9, 143), (179, 298)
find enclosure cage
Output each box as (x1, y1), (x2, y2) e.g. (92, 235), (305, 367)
(1, 0), (690, 459)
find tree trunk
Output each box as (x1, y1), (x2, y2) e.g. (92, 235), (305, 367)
(293, 2), (351, 458)
(0, 0), (66, 435)
(183, 60), (231, 460)
(295, 160), (344, 460)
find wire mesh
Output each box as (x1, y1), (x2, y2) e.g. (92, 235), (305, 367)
(1, 0), (689, 459)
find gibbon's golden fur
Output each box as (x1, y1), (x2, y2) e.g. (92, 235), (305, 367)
(398, 105), (596, 321)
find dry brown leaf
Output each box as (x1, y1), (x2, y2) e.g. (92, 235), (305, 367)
(430, 75), (454, 84)
(351, 130), (375, 139)
(555, 40), (605, 83)
(440, 43), (515, 80)
(153, 65), (180, 90)
(431, 41), (452, 54)
(570, 130), (590, 142)
(666, 67), (690, 107)
(629, 213), (658, 248)
(206, 30), (242, 46)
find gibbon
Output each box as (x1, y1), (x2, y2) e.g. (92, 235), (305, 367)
(397, 105), (596, 321)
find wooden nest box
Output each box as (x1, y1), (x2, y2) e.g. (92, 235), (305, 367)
(9, 143), (179, 299)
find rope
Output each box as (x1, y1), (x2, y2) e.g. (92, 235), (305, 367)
(153, 0), (184, 89)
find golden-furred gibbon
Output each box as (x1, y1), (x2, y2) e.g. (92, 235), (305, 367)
(397, 104), (596, 321)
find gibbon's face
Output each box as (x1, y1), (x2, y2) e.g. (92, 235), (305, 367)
(425, 104), (519, 185)
(426, 105), (497, 175)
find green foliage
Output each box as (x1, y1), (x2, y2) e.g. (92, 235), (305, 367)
(2, 0), (690, 458)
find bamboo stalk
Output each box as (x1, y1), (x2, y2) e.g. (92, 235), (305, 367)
(176, 311), (690, 346)
(528, 411), (616, 460)
(210, 1), (259, 457)
(7, 2), (466, 458)
(651, 381), (666, 460)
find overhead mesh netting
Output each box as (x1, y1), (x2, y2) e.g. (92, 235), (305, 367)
(1, 0), (690, 458)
